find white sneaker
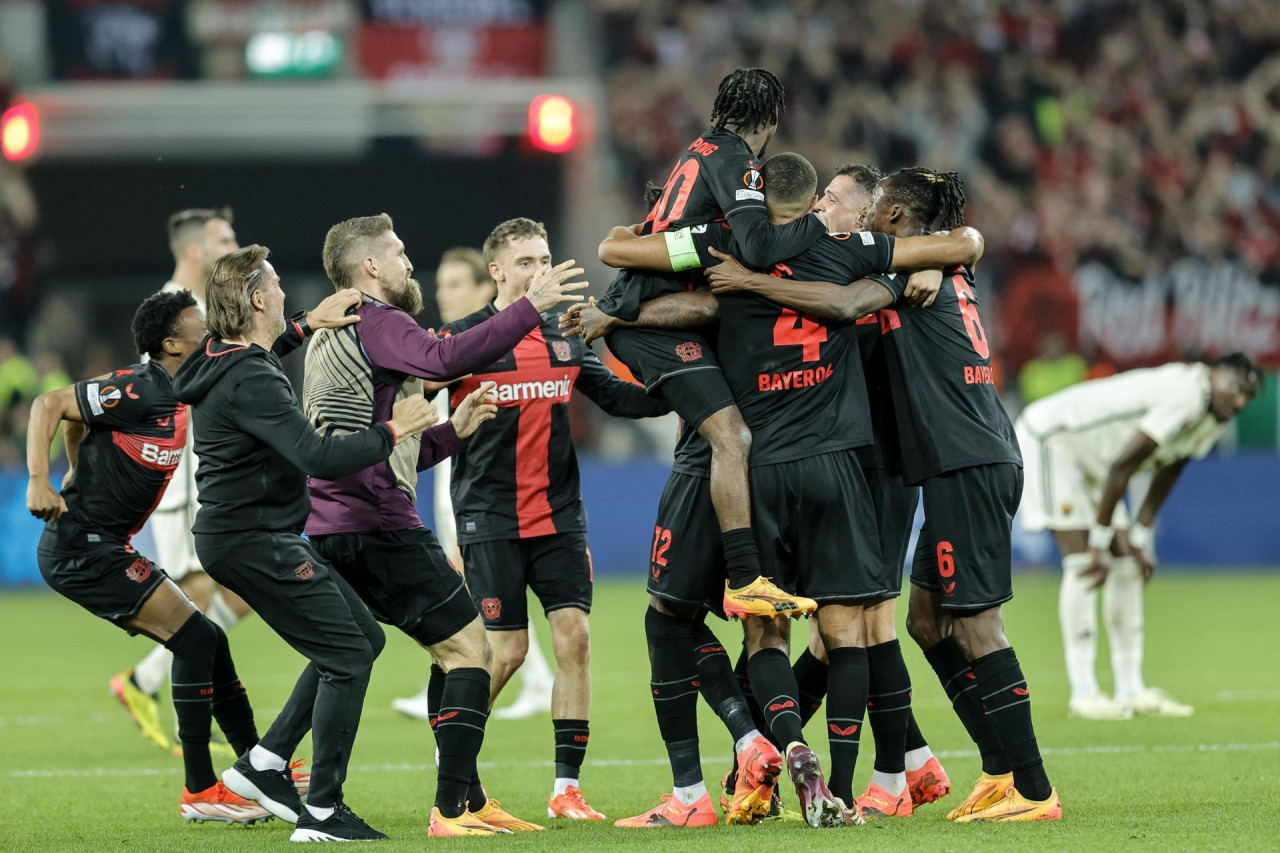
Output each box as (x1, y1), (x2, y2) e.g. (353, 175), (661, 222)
(492, 687), (553, 721)
(1068, 694), (1134, 720)
(1126, 687), (1194, 717)
(390, 689), (433, 721)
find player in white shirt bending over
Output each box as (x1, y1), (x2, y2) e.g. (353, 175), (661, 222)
(1014, 353), (1261, 720)
(391, 247), (556, 722)
(110, 208), (251, 756)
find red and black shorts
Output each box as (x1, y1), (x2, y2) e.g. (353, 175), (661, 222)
(751, 449), (888, 601)
(310, 527), (478, 648)
(646, 470), (727, 615)
(910, 462), (1023, 612)
(37, 520), (167, 630)
(461, 532), (593, 630)
(606, 327), (735, 431)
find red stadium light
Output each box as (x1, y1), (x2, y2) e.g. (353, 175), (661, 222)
(528, 94), (577, 153)
(1, 101), (39, 162)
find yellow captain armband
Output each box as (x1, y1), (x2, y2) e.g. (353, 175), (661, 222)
(664, 228), (703, 272)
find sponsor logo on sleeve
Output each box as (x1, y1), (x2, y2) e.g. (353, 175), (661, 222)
(860, 231), (875, 246)
(735, 189), (765, 202)
(86, 383), (103, 416)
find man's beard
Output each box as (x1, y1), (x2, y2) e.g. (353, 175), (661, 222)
(387, 275), (424, 315)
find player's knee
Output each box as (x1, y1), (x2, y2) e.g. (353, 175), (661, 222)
(905, 607), (943, 650)
(164, 611), (217, 660)
(364, 621), (387, 661)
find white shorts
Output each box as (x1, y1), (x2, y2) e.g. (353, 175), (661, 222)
(147, 508), (203, 581)
(1015, 420), (1129, 532)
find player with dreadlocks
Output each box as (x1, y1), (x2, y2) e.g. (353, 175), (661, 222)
(703, 166), (1062, 822)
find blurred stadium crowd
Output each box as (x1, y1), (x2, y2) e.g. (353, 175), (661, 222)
(2, 0), (1278, 464)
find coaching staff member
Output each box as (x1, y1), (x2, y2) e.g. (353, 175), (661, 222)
(175, 245), (437, 843)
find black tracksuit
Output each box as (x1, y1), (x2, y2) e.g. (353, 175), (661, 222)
(175, 329), (396, 809)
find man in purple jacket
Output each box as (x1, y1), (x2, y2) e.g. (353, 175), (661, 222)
(302, 213), (585, 837)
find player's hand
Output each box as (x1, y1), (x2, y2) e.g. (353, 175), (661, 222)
(1135, 550), (1157, 583)
(307, 289), (363, 331)
(904, 269), (943, 308)
(451, 381), (498, 439)
(27, 477), (68, 523)
(526, 259), (588, 313)
(1079, 548), (1110, 590)
(560, 298), (617, 345)
(387, 395), (440, 441)
(706, 247), (758, 294)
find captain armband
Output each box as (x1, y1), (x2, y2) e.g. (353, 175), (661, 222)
(664, 228), (704, 272)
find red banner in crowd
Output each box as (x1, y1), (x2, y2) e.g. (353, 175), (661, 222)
(356, 25), (546, 80)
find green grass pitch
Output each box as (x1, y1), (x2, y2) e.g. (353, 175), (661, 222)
(3, 570), (1279, 851)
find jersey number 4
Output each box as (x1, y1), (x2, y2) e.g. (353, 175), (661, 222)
(951, 274), (989, 359)
(650, 159), (701, 232)
(773, 308), (827, 361)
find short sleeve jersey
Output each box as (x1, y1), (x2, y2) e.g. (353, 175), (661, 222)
(870, 266), (1022, 485)
(690, 224), (897, 465)
(598, 126), (823, 321)
(64, 362), (187, 540)
(852, 319), (904, 473)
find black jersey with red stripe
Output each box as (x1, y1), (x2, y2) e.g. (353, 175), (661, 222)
(63, 362), (186, 541)
(444, 303), (668, 544)
(869, 266), (1022, 485)
(597, 126), (826, 322)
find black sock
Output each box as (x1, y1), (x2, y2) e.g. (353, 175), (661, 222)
(905, 711), (928, 753)
(165, 612), (218, 793)
(435, 668), (491, 818)
(553, 719), (590, 780)
(692, 623), (755, 743)
(722, 528), (761, 589)
(923, 637), (1009, 775)
(645, 607), (702, 787)
(208, 622), (258, 757)
(734, 649), (772, 741)
(825, 646), (868, 805)
(426, 664), (446, 747)
(747, 648), (804, 748)
(792, 649), (829, 727)
(866, 640), (911, 775)
(971, 648), (1052, 801)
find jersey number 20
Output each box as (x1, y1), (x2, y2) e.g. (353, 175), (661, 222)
(650, 160), (701, 232)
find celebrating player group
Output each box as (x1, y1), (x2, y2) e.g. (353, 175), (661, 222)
(26, 68), (1261, 841)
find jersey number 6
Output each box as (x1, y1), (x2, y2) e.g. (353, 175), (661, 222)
(951, 274), (989, 359)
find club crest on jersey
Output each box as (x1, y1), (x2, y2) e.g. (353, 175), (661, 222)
(552, 339), (572, 361)
(294, 561), (315, 580)
(482, 598), (502, 620)
(125, 557), (154, 583)
(675, 341), (703, 362)
(99, 385), (122, 409)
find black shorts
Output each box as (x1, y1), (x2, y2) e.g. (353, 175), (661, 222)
(863, 464), (920, 594)
(909, 463), (1023, 611)
(310, 528), (477, 647)
(37, 521), (167, 629)
(461, 532), (593, 630)
(646, 471), (725, 612)
(607, 328), (734, 430)
(751, 449), (886, 601)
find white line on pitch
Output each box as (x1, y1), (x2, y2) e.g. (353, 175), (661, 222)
(9, 740), (1279, 779)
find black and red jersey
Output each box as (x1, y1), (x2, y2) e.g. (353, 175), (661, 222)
(597, 125), (826, 322)
(443, 304), (668, 544)
(63, 362), (186, 541)
(852, 319), (904, 473)
(870, 266), (1022, 485)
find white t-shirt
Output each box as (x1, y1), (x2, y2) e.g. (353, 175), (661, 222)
(1019, 363), (1224, 481)
(431, 387), (458, 553)
(154, 281), (202, 513)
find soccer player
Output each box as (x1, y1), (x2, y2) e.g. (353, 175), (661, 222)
(391, 247), (557, 725)
(111, 207), (252, 758)
(29, 290), (269, 824)
(706, 167), (1062, 822)
(174, 245), (440, 842)
(442, 217), (670, 821)
(579, 153), (981, 827)
(596, 68), (825, 620)
(1015, 355), (1260, 719)
(302, 214), (586, 836)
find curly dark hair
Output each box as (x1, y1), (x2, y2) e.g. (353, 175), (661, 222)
(710, 68), (785, 133)
(881, 167), (967, 231)
(1210, 351), (1263, 390)
(132, 290), (198, 359)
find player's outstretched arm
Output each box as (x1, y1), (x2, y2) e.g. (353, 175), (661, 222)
(26, 385), (82, 522)
(270, 289), (365, 358)
(705, 247), (892, 323)
(598, 226), (676, 271)
(1080, 431), (1159, 588)
(888, 226), (985, 271)
(576, 349), (671, 419)
(560, 291), (719, 344)
(723, 205), (827, 269)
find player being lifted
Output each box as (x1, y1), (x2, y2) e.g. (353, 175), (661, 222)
(29, 291), (270, 825)
(706, 167), (1062, 822)
(595, 68), (826, 620)
(1015, 355), (1260, 720)
(574, 154), (980, 827)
